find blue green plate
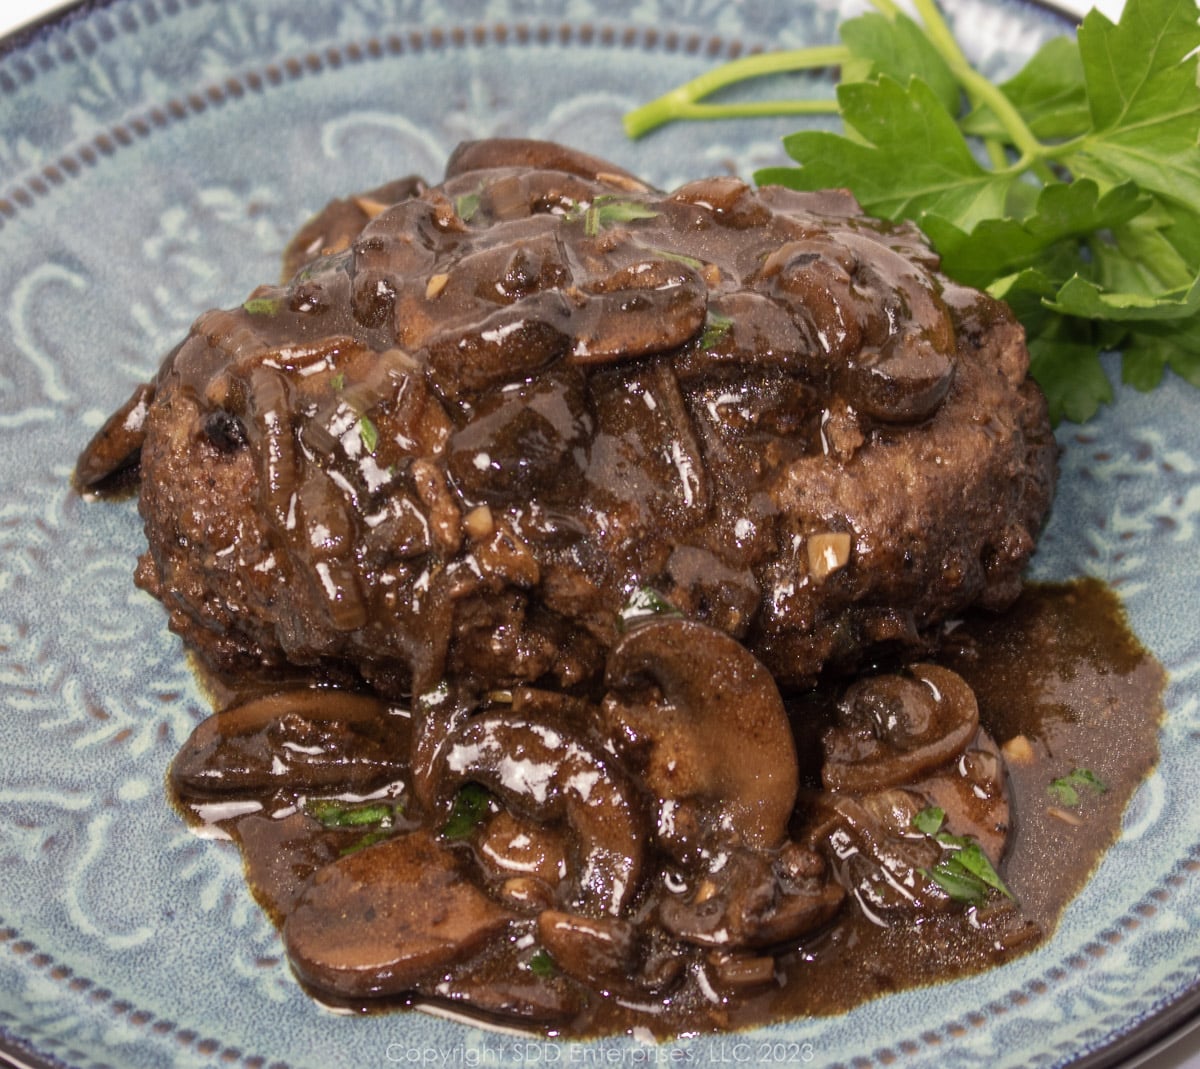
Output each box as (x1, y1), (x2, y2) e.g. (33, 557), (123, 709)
(1, 1), (1198, 1066)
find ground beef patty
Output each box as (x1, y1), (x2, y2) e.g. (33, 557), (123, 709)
(77, 138), (1057, 698)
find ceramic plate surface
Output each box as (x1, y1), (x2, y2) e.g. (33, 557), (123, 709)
(1, 1), (1199, 1067)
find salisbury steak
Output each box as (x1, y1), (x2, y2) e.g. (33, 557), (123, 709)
(77, 138), (1056, 698)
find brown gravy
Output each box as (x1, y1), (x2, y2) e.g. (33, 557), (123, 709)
(171, 577), (1163, 1036)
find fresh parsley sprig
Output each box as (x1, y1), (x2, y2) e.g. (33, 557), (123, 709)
(625, 0), (1200, 423)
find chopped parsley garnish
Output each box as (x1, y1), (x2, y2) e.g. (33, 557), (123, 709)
(357, 415), (379, 454)
(442, 783), (493, 840)
(306, 799), (403, 855)
(913, 806), (1014, 904)
(911, 805), (946, 837)
(626, 0), (1200, 424)
(242, 295), (282, 316)
(650, 247), (706, 272)
(618, 586), (681, 631)
(585, 197), (659, 237)
(456, 191), (481, 222)
(564, 195), (660, 237)
(529, 949), (557, 978)
(699, 312), (734, 351)
(329, 371), (346, 391)
(1048, 768), (1107, 807)
(306, 799), (401, 829)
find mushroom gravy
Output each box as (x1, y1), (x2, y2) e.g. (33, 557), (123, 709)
(73, 139), (1155, 1038)
(169, 578), (1163, 1036)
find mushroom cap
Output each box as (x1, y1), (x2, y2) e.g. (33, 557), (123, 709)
(604, 618), (800, 851)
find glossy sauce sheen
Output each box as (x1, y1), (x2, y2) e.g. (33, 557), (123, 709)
(172, 579), (1163, 1035)
(73, 141), (1136, 1037)
(81, 140), (1056, 706)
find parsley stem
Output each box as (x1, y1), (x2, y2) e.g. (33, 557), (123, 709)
(909, 0), (1045, 164)
(624, 45), (849, 138)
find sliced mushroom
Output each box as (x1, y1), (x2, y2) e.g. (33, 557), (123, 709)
(281, 175), (427, 282)
(74, 381), (155, 490)
(423, 963), (585, 1026)
(283, 829), (513, 999)
(603, 618), (799, 851)
(536, 910), (637, 987)
(911, 727), (1011, 864)
(812, 790), (953, 921)
(435, 711), (646, 916)
(569, 259), (709, 367)
(658, 845), (843, 950)
(424, 290), (572, 400)
(170, 689), (407, 799)
(822, 663), (980, 792)
(841, 331), (955, 424)
(477, 809), (569, 912)
(445, 138), (646, 186)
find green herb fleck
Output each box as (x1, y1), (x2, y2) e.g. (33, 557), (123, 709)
(457, 191), (482, 222)
(651, 247), (706, 272)
(330, 371), (346, 391)
(699, 312), (734, 351)
(927, 857), (993, 903)
(912, 806), (946, 836)
(307, 799), (400, 829)
(442, 783), (492, 840)
(1048, 768), (1107, 807)
(618, 587), (681, 631)
(243, 296), (282, 317)
(358, 415), (379, 454)
(309, 796), (398, 830)
(306, 798), (403, 855)
(529, 949), (557, 978)
(339, 828), (395, 856)
(577, 196), (660, 237)
(926, 842), (1014, 904)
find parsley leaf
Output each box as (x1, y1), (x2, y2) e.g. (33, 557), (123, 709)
(307, 799), (399, 828)
(442, 783), (493, 840)
(912, 806), (1014, 903)
(699, 312), (734, 351)
(357, 415), (379, 455)
(243, 295), (282, 316)
(1048, 768), (1108, 807)
(625, 0), (1200, 423)
(911, 806), (946, 836)
(618, 587), (681, 631)
(584, 197), (659, 237)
